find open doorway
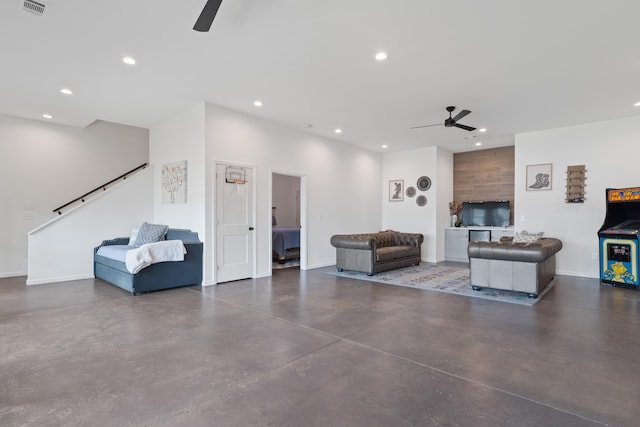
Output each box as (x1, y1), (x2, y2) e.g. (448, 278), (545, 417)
(271, 172), (301, 270)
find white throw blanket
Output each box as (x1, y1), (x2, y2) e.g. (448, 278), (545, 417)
(125, 240), (187, 274)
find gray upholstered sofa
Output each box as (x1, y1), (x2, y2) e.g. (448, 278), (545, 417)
(330, 231), (424, 275)
(467, 236), (562, 298)
(94, 228), (203, 295)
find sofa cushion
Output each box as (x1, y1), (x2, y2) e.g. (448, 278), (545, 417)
(513, 230), (544, 243)
(96, 245), (137, 263)
(133, 222), (169, 246)
(377, 245), (419, 262)
(128, 228), (139, 245)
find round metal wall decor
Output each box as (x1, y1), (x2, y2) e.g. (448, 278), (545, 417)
(406, 186), (416, 198)
(416, 195), (427, 206)
(417, 176), (431, 191)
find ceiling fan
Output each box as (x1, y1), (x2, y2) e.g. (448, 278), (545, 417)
(193, 0), (223, 32)
(411, 106), (477, 132)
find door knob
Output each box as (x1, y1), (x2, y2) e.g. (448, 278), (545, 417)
(249, 227), (254, 230)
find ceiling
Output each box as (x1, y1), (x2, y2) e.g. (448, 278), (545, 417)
(1, 0), (640, 153)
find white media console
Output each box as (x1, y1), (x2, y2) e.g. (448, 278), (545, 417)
(444, 226), (514, 262)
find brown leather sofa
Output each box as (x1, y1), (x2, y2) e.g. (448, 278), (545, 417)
(467, 236), (563, 298)
(330, 231), (424, 275)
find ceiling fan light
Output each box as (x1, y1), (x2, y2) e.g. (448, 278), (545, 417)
(478, 128), (487, 132)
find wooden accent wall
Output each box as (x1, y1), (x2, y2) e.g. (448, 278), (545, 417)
(453, 146), (515, 225)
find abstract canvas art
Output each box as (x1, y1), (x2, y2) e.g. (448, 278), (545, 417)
(161, 160), (187, 203)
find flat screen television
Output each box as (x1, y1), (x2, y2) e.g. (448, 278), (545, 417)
(461, 201), (510, 227)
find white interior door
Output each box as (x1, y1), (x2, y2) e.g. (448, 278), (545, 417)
(216, 164), (254, 283)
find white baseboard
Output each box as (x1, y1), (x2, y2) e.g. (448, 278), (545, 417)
(303, 262), (335, 271)
(556, 270), (598, 279)
(0, 271), (26, 279)
(26, 273), (94, 286)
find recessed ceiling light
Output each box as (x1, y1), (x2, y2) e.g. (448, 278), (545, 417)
(634, 101), (640, 107)
(42, 114), (52, 119)
(334, 128), (342, 134)
(478, 128), (487, 132)
(381, 145), (388, 148)
(60, 88), (72, 95)
(253, 100), (263, 107)
(375, 52), (388, 61)
(475, 142), (483, 146)
(122, 56), (136, 65)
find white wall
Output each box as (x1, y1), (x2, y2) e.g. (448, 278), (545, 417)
(150, 104), (206, 232)
(149, 103), (207, 280)
(515, 115), (640, 277)
(436, 147), (455, 259)
(27, 169), (153, 284)
(0, 114), (148, 277)
(382, 146), (453, 262)
(204, 103), (382, 278)
(272, 173), (300, 227)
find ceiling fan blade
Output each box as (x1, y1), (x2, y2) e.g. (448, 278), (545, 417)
(410, 123), (442, 130)
(193, 0), (223, 32)
(455, 123), (477, 132)
(452, 109), (471, 122)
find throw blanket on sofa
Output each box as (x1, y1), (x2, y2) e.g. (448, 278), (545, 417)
(125, 240), (187, 274)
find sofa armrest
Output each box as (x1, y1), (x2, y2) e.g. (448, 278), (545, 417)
(94, 237), (129, 254)
(99, 237), (129, 247)
(183, 242), (204, 260)
(330, 235), (375, 250)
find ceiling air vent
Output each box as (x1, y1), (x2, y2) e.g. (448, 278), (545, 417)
(22, 0), (46, 16)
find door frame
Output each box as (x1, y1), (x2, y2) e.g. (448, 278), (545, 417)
(212, 161), (257, 285)
(269, 169), (307, 274)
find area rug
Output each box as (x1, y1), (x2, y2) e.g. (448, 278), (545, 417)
(327, 263), (555, 306)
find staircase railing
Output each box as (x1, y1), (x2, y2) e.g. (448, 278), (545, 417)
(53, 163), (148, 215)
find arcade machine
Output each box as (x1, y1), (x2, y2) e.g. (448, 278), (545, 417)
(598, 187), (640, 289)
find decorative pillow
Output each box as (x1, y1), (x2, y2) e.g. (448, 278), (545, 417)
(513, 230), (544, 243)
(133, 222), (169, 246)
(128, 228), (139, 245)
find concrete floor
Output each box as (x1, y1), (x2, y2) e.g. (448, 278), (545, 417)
(1, 266), (639, 426)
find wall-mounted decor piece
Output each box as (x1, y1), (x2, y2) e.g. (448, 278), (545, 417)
(526, 163), (552, 191)
(417, 176), (431, 191)
(406, 186), (416, 198)
(225, 165), (247, 184)
(389, 179), (404, 201)
(161, 160), (188, 203)
(416, 195), (427, 206)
(565, 165), (586, 203)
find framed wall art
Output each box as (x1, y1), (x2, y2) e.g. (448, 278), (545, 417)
(161, 160), (188, 203)
(526, 163), (552, 191)
(389, 179), (404, 201)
